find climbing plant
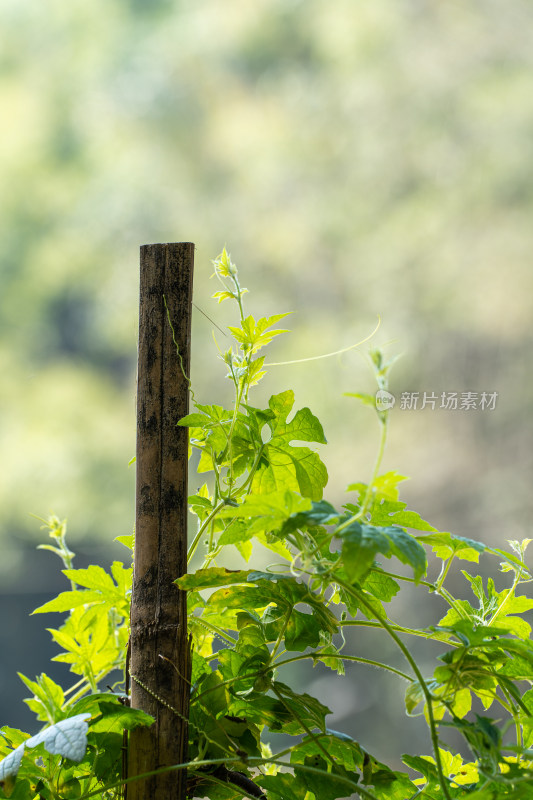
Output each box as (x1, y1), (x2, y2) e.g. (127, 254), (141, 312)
(1, 249), (532, 799)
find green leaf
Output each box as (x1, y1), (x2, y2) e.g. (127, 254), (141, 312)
(33, 563), (131, 620)
(499, 655), (533, 682)
(246, 356), (267, 387)
(62, 564), (116, 593)
(178, 404), (238, 471)
(17, 673), (65, 725)
(284, 610), (322, 651)
(176, 412), (212, 427)
(336, 522), (426, 583)
(218, 490), (312, 536)
(110, 561), (132, 598)
(68, 693), (125, 718)
(32, 590), (104, 614)
(296, 729), (365, 769)
(437, 599), (477, 628)
(417, 532), (487, 563)
(211, 289), (235, 303)
(280, 499), (340, 538)
(224, 694), (287, 732)
(368, 768), (416, 800)
(272, 681), (331, 734)
(385, 527), (427, 581)
(115, 534), (134, 551)
(0, 779), (33, 800)
(216, 648), (258, 695)
(217, 520), (255, 549)
(348, 471), (409, 501)
(450, 687), (472, 719)
(176, 567), (253, 591)
(204, 572), (338, 656)
(441, 714), (501, 770)
(188, 493), (214, 522)
(228, 313), (291, 355)
(362, 569), (400, 602)
(368, 499), (436, 532)
(337, 523), (390, 582)
(85, 730), (124, 785)
(312, 641), (346, 675)
(405, 681), (424, 716)
(195, 672), (229, 719)
(481, 590), (533, 640)
(258, 772), (308, 800)
(251, 391), (328, 500)
(0, 728), (29, 756)
(47, 604), (127, 679)
(90, 702), (154, 733)
(294, 755), (360, 800)
(344, 390), (377, 408)
(254, 530), (294, 561)
(434, 619), (509, 647)
(191, 652), (211, 688)
(212, 247), (236, 279)
(401, 754), (439, 782)
(520, 689), (533, 748)
(490, 546), (532, 574)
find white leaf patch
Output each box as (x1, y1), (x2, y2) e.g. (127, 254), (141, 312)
(0, 744), (24, 781)
(0, 714), (91, 780)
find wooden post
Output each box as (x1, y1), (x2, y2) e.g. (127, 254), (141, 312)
(128, 243), (194, 799)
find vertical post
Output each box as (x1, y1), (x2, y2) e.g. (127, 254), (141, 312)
(128, 243), (194, 799)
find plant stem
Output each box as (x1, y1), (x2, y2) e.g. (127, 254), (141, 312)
(489, 570), (521, 628)
(65, 670), (110, 705)
(226, 378), (245, 495)
(270, 609), (292, 660)
(335, 578), (452, 800)
(271, 682), (336, 769)
(188, 501), (225, 563)
(273, 651), (413, 682)
(435, 554), (455, 591)
(81, 756), (368, 800)
(371, 568), (469, 621)
(339, 616), (461, 645)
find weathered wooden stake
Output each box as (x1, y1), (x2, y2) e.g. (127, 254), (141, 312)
(128, 243), (194, 799)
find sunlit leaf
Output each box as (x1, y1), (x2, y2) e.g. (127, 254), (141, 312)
(251, 391), (328, 500)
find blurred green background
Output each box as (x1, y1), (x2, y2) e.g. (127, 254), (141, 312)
(2, 0), (532, 767)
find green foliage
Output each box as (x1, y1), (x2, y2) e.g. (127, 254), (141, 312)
(2, 254), (533, 798)
(0, 526), (145, 800)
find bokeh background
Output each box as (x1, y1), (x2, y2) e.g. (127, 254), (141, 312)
(2, 0), (532, 771)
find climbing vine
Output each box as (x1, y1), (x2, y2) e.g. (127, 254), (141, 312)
(1, 249), (532, 799)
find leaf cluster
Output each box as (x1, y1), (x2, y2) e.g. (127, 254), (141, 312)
(2, 253), (533, 800)
(177, 256), (533, 799)
(0, 521), (150, 800)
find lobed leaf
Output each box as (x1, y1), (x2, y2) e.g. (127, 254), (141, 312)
(90, 701), (154, 733)
(227, 313), (291, 355)
(17, 673), (65, 725)
(417, 532), (487, 563)
(336, 522), (426, 583)
(176, 568), (254, 591)
(32, 590), (104, 614)
(218, 490), (312, 534)
(348, 471), (409, 502)
(0, 714), (92, 782)
(362, 569), (400, 603)
(368, 499), (436, 532)
(251, 391), (328, 501)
